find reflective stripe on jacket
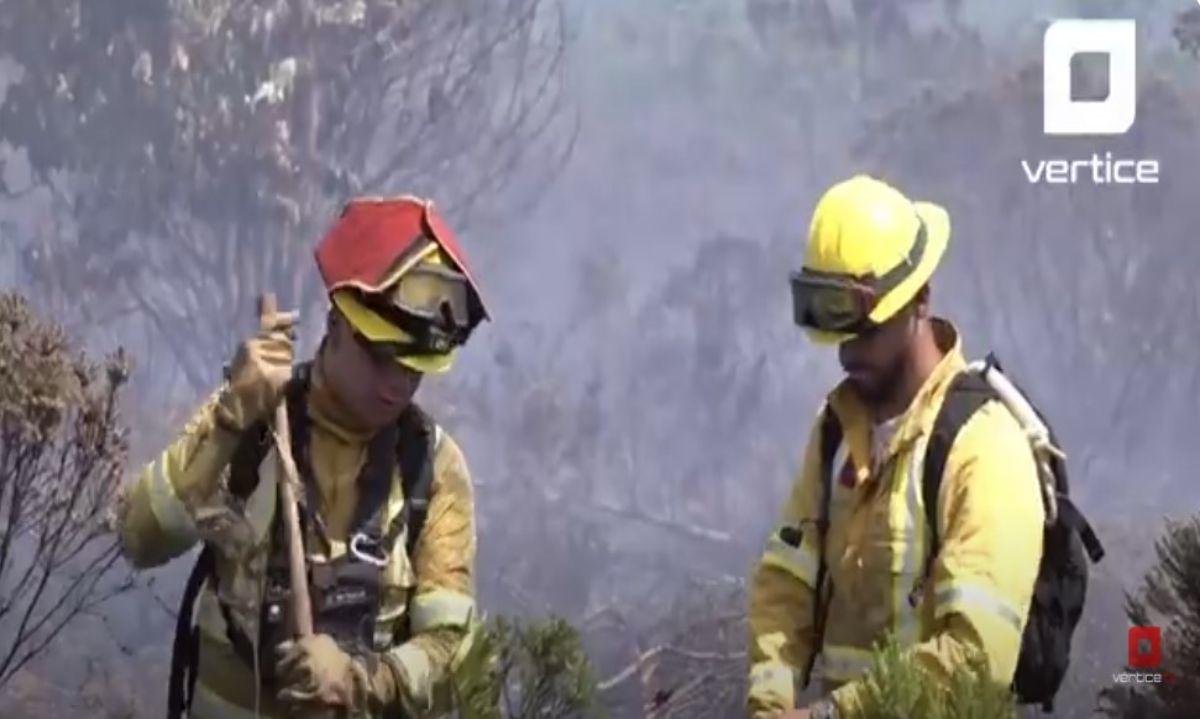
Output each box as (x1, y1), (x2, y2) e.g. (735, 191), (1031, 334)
(115, 370), (478, 718)
(746, 319), (1044, 718)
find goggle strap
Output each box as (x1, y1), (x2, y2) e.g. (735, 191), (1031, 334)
(874, 217), (927, 295)
(796, 216), (927, 293)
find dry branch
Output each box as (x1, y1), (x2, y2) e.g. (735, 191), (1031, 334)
(0, 292), (134, 692)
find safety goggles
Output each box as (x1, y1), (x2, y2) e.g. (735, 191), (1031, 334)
(790, 219), (927, 334)
(387, 261), (472, 331)
(790, 272), (883, 334)
(353, 266), (473, 358)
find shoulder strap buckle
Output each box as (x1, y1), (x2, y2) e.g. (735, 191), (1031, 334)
(349, 532), (390, 568)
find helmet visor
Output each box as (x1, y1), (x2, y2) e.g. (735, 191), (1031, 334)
(345, 325), (455, 373)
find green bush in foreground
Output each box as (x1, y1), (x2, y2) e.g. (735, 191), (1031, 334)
(1097, 514), (1200, 719)
(854, 636), (1016, 719)
(452, 615), (603, 719)
(447, 619), (1019, 718)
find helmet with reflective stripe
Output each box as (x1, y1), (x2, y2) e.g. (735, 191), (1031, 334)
(315, 196), (490, 373)
(792, 175), (950, 345)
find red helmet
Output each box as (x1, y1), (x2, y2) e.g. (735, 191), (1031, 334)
(314, 195), (489, 373)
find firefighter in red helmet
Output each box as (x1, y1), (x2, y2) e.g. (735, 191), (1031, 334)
(116, 196), (490, 718)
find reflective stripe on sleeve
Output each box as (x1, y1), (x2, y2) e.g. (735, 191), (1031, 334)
(760, 533), (819, 587)
(749, 660), (795, 693)
(934, 580), (1024, 632)
(893, 439), (927, 645)
(145, 450), (198, 544)
(819, 644), (874, 682)
(387, 642), (434, 706)
(195, 584), (233, 645)
(410, 589), (474, 633)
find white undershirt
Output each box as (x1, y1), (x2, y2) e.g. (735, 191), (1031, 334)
(870, 414), (902, 472)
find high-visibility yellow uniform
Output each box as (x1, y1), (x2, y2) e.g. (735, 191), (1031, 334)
(746, 319), (1044, 717)
(116, 361), (477, 718)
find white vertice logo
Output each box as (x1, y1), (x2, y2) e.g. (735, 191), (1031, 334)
(1044, 19), (1136, 135)
(1022, 18), (1159, 184)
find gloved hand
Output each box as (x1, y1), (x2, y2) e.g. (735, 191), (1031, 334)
(274, 634), (401, 716)
(214, 305), (298, 431)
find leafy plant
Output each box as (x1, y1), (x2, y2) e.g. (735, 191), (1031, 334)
(454, 615), (603, 719)
(854, 635), (1016, 719)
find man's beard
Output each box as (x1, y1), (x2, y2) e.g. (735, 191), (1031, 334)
(848, 352), (910, 408)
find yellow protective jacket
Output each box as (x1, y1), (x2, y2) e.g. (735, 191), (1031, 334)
(115, 361), (478, 719)
(746, 319), (1044, 718)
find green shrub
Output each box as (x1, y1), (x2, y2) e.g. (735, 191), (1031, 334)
(452, 615), (603, 719)
(448, 619), (1023, 718)
(854, 636), (1016, 719)
(1098, 514), (1200, 719)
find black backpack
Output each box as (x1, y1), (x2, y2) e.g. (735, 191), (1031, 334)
(165, 364), (439, 719)
(810, 353), (1105, 712)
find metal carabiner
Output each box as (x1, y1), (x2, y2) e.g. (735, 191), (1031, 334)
(349, 533), (389, 568)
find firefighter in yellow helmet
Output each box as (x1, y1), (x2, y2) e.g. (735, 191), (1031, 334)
(746, 176), (1045, 718)
(115, 196), (490, 718)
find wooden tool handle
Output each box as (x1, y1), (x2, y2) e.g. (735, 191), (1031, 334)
(259, 292), (314, 637)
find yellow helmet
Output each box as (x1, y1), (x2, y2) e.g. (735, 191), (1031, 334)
(792, 174), (950, 344)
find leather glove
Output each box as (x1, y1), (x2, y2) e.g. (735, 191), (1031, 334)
(274, 634), (401, 717)
(214, 305), (298, 431)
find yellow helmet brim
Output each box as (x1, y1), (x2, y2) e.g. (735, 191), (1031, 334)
(331, 290), (456, 374)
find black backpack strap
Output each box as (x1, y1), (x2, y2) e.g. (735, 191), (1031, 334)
(284, 364), (332, 553)
(1055, 495), (1105, 563)
(802, 405), (843, 688)
(392, 404), (438, 558)
(280, 362), (394, 561)
(921, 370), (996, 571)
(344, 421), (402, 564)
(227, 421), (271, 500)
(343, 403), (437, 564)
(226, 363), (312, 502)
(167, 545), (216, 719)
